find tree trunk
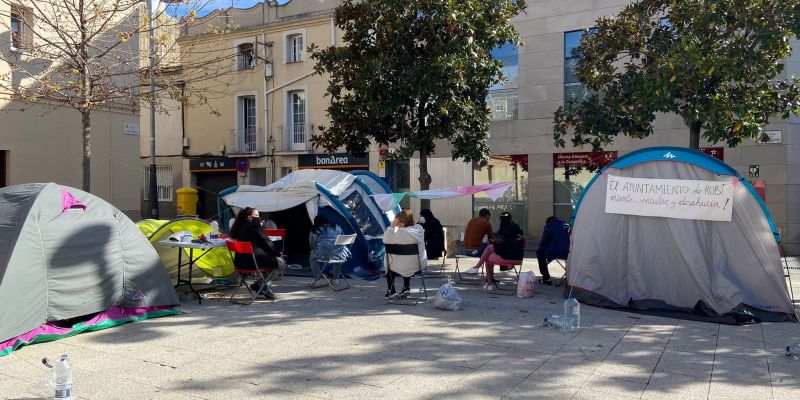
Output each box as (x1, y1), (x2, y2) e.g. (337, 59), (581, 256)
(81, 110), (91, 192)
(418, 145), (432, 211)
(689, 121), (701, 150)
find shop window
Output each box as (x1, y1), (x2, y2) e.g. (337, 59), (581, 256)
(552, 151), (617, 222)
(473, 155), (528, 230)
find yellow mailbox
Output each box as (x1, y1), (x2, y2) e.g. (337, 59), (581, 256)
(175, 187), (198, 216)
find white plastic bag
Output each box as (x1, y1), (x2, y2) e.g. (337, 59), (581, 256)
(434, 277), (463, 311)
(516, 271), (535, 298)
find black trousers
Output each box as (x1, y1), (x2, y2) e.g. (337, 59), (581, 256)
(385, 269), (411, 291)
(537, 249), (567, 280)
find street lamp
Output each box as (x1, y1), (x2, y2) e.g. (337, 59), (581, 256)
(146, 0), (182, 219)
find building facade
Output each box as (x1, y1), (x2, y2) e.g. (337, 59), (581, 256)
(414, 0), (800, 255)
(0, 1), (141, 218)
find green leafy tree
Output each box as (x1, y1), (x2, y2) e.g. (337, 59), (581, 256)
(311, 0), (526, 206)
(554, 0), (800, 151)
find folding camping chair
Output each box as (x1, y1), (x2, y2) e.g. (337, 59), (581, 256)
(554, 259), (568, 287)
(311, 234), (357, 292)
(385, 243), (427, 305)
(454, 232), (485, 285)
(225, 240), (279, 305)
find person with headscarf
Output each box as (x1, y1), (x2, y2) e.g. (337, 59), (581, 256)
(419, 209), (445, 260)
(383, 209), (427, 298)
(229, 207), (286, 300)
(471, 212), (525, 293)
(309, 214), (349, 287)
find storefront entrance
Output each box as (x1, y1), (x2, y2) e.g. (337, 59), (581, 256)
(190, 158), (237, 220)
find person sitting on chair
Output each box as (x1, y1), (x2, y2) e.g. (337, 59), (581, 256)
(383, 209), (427, 298)
(537, 216), (571, 285)
(471, 212), (525, 293)
(261, 213), (278, 230)
(419, 209), (445, 260)
(463, 208), (494, 274)
(309, 215), (349, 287)
(229, 207), (287, 299)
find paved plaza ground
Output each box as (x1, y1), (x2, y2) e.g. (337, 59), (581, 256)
(1, 259), (799, 400)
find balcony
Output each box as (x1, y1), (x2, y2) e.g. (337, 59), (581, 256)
(277, 124), (315, 153)
(228, 128), (264, 156)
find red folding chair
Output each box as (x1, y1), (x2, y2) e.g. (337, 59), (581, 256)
(225, 240), (278, 305)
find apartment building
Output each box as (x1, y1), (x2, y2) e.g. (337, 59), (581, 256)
(0, 1), (142, 218)
(409, 0), (800, 255)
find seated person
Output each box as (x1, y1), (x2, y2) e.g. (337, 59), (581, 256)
(229, 207), (287, 300)
(463, 208), (494, 274)
(419, 209), (445, 260)
(537, 216), (571, 285)
(261, 213), (278, 230)
(471, 212), (524, 293)
(309, 215), (350, 286)
(383, 210), (427, 298)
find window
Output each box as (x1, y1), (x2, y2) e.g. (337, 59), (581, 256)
(473, 155), (528, 230)
(143, 165), (173, 202)
(287, 33), (304, 63)
(10, 5), (31, 51)
(237, 96), (257, 153)
(564, 29), (596, 110)
(288, 90), (306, 148)
(237, 42), (255, 70)
(488, 44), (518, 121)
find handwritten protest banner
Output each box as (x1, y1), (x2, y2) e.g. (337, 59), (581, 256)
(605, 175), (734, 222)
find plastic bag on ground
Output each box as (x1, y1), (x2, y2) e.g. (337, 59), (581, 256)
(434, 277), (463, 311)
(516, 271), (535, 298)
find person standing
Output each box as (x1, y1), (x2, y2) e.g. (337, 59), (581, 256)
(463, 208), (494, 274)
(537, 216), (571, 285)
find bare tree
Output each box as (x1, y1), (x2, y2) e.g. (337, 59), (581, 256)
(0, 0), (239, 192)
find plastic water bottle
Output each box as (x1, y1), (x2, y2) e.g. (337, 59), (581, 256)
(564, 297), (581, 330)
(210, 221), (219, 235)
(544, 314), (577, 332)
(53, 354), (72, 400)
(787, 343), (800, 360)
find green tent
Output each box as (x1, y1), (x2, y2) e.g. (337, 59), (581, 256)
(136, 217), (234, 280)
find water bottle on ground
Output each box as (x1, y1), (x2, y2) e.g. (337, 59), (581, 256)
(53, 354), (72, 400)
(564, 297), (581, 330)
(544, 314), (577, 332)
(787, 343), (800, 360)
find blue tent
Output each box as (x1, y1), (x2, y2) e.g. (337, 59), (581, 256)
(217, 169), (393, 279)
(567, 147), (796, 324)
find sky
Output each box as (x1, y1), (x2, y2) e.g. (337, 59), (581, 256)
(157, 0), (289, 17)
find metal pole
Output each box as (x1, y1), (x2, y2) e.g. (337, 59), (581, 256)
(147, 0), (159, 219)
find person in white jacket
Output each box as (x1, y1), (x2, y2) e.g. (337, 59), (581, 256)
(383, 209), (427, 298)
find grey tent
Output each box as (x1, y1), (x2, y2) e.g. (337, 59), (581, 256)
(0, 183), (180, 356)
(567, 147), (797, 324)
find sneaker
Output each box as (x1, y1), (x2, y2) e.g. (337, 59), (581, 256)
(261, 289), (277, 300)
(541, 278), (552, 286)
(397, 287), (411, 298)
(485, 283), (497, 293)
(310, 279), (320, 288)
(384, 290), (396, 298)
(499, 266), (513, 272)
(465, 267), (480, 274)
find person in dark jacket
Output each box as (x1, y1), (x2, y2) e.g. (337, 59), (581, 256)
(472, 212), (525, 292)
(419, 209), (445, 260)
(229, 207), (286, 299)
(537, 216), (571, 285)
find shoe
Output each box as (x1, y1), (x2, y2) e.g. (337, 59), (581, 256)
(310, 279), (320, 288)
(331, 279), (339, 286)
(397, 287), (411, 298)
(465, 267), (480, 274)
(485, 283), (497, 293)
(499, 266), (513, 272)
(261, 289), (277, 300)
(541, 278), (552, 286)
(249, 282), (261, 292)
(384, 290), (396, 298)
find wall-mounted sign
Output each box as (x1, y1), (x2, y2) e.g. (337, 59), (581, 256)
(553, 151), (618, 168)
(189, 157), (236, 172)
(759, 130), (782, 144)
(700, 147), (724, 161)
(748, 165), (760, 178)
(605, 175), (734, 222)
(236, 158), (250, 173)
(298, 153), (369, 170)
(123, 123), (139, 135)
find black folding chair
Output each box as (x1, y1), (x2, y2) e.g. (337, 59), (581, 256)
(385, 243), (427, 306)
